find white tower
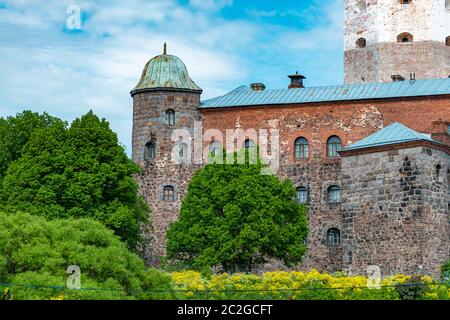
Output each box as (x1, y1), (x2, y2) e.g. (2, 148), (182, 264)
(344, 0), (450, 84)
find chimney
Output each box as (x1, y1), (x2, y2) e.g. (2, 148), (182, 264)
(431, 120), (450, 145)
(250, 83), (266, 91)
(288, 72), (306, 89)
(391, 75), (405, 82)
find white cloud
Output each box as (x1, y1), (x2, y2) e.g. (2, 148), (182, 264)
(0, 0), (344, 154)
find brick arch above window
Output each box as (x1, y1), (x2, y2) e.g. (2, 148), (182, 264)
(397, 32), (413, 43)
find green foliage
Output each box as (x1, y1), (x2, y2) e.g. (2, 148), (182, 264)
(0, 110), (64, 181)
(441, 260), (450, 280)
(0, 211), (172, 300)
(394, 275), (430, 300)
(167, 149), (308, 273)
(0, 111), (148, 249)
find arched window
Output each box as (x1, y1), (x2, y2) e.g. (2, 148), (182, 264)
(144, 141), (156, 160)
(296, 187), (309, 204)
(327, 136), (342, 158)
(244, 139), (256, 149)
(400, 0), (410, 4)
(397, 32), (413, 43)
(327, 228), (341, 245)
(294, 137), (309, 159)
(446, 36), (450, 46)
(163, 186), (175, 201)
(165, 109), (175, 126)
(328, 185), (341, 203)
(356, 37), (367, 48)
(209, 141), (222, 157)
(356, 1), (367, 13)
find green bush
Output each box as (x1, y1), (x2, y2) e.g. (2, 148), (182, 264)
(0, 211), (171, 300)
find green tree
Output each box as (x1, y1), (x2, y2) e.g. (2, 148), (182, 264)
(0, 111), (148, 249)
(0, 111), (64, 181)
(166, 150), (308, 273)
(0, 211), (172, 300)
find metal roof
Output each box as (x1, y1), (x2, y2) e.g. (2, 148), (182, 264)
(344, 122), (435, 151)
(200, 78), (450, 108)
(131, 54), (202, 95)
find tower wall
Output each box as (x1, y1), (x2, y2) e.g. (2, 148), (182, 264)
(132, 90), (202, 262)
(341, 146), (449, 276)
(344, 0), (450, 83)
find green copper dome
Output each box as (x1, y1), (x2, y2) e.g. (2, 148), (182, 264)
(131, 44), (202, 95)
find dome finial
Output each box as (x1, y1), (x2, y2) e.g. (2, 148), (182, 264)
(163, 42), (167, 55)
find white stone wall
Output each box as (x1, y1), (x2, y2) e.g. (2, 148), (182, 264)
(344, 0), (450, 51)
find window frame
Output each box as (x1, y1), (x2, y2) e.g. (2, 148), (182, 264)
(296, 186), (310, 204)
(327, 136), (342, 158)
(165, 109), (175, 126)
(163, 185), (175, 202)
(144, 140), (156, 161)
(328, 185), (342, 204)
(327, 228), (341, 246)
(294, 137), (309, 159)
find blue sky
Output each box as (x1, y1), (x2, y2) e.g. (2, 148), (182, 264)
(0, 0), (344, 154)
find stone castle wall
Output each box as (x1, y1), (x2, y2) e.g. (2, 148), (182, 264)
(344, 41), (450, 84)
(341, 146), (449, 277)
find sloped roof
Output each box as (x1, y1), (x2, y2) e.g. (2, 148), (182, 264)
(344, 122), (435, 151)
(200, 78), (450, 108)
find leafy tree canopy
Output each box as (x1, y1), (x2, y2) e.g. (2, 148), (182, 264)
(0, 110), (64, 181)
(167, 150), (308, 273)
(0, 111), (148, 249)
(0, 211), (170, 300)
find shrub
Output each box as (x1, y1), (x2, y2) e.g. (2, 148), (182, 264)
(0, 211), (171, 300)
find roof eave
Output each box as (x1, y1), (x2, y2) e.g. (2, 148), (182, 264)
(339, 139), (450, 157)
(130, 87), (203, 97)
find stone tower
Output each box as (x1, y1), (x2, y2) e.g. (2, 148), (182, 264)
(344, 0), (450, 84)
(131, 44), (202, 263)
(340, 122), (450, 277)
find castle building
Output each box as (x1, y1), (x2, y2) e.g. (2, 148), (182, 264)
(131, 2), (450, 275)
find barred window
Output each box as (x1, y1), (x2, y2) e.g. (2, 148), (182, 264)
(294, 137), (309, 159)
(163, 186), (175, 201)
(328, 185), (341, 203)
(144, 141), (156, 160)
(165, 109), (175, 125)
(296, 187), (309, 204)
(327, 228), (341, 245)
(327, 136), (342, 158)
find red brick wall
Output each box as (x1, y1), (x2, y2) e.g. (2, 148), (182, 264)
(200, 96), (450, 155)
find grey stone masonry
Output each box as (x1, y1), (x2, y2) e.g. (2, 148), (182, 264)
(341, 147), (449, 277)
(132, 90), (202, 263)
